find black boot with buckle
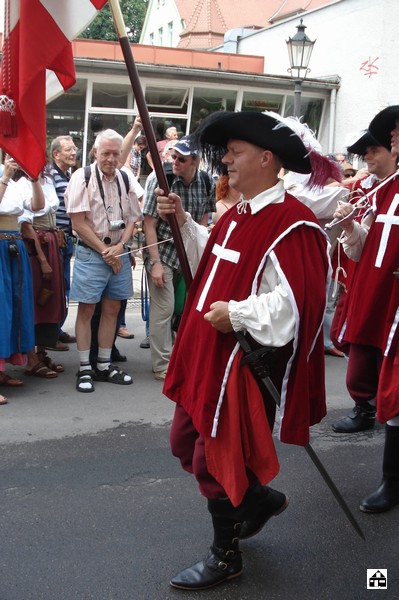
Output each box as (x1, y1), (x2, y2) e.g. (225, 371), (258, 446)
(360, 424), (399, 513)
(239, 482), (289, 540)
(332, 401), (376, 433)
(169, 498), (243, 590)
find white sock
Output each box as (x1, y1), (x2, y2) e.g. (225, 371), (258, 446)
(97, 347), (112, 371)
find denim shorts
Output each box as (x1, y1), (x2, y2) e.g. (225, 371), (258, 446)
(70, 244), (133, 304)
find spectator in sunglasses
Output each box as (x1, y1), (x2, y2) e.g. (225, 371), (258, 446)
(142, 135), (215, 381)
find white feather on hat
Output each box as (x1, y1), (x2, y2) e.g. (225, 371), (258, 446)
(264, 111), (342, 188)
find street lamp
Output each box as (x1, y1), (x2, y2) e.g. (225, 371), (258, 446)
(286, 19), (316, 118)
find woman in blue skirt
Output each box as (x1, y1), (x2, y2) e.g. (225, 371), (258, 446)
(0, 154), (44, 404)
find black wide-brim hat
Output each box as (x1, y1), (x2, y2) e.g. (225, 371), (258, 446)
(191, 111), (311, 174)
(368, 105), (399, 151)
(347, 130), (390, 155)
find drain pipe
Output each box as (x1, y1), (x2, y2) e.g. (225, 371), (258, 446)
(328, 88), (337, 153)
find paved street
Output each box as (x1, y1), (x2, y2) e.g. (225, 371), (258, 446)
(0, 305), (398, 600)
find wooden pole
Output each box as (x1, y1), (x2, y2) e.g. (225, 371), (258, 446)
(108, 0), (193, 287)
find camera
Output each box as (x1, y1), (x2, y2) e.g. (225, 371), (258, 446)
(109, 220), (125, 231)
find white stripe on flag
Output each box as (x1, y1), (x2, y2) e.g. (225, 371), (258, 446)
(40, 0), (101, 41)
(7, 0), (19, 31)
(46, 70), (65, 104)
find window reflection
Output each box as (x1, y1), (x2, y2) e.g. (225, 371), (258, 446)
(190, 87), (237, 132)
(284, 96), (323, 134)
(241, 91), (283, 113)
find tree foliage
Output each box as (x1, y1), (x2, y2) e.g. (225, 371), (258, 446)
(79, 1), (148, 43)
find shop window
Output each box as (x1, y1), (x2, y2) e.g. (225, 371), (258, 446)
(86, 113), (134, 161)
(46, 79), (86, 149)
(92, 82), (131, 110)
(241, 91), (283, 113)
(190, 87), (237, 133)
(145, 86), (188, 115)
(284, 96), (324, 135)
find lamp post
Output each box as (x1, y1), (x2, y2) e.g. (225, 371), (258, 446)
(286, 19), (316, 118)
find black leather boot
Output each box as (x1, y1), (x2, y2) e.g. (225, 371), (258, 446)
(332, 402), (376, 433)
(169, 498), (243, 590)
(239, 482), (288, 540)
(360, 425), (399, 513)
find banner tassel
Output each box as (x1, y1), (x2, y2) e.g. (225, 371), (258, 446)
(0, 93), (17, 137)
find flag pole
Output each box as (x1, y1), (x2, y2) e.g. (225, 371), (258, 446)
(108, 0), (193, 288)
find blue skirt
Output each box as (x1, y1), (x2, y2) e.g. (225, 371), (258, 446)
(0, 232), (35, 359)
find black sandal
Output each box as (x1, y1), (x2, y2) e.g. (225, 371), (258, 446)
(76, 369), (95, 393)
(93, 364), (133, 385)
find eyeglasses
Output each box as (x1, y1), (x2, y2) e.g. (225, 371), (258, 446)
(170, 154), (188, 163)
(61, 146), (78, 154)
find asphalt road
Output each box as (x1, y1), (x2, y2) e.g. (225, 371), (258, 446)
(0, 307), (398, 600)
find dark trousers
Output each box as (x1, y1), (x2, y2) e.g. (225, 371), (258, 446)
(346, 343), (382, 405)
(170, 403), (229, 500)
(58, 234), (74, 333)
(170, 343), (291, 500)
(170, 404), (262, 500)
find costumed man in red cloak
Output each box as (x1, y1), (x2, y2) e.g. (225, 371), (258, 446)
(332, 105), (399, 514)
(331, 128), (399, 433)
(156, 111), (331, 591)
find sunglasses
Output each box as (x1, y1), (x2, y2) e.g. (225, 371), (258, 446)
(171, 154), (188, 163)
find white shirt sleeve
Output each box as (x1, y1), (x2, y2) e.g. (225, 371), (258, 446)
(283, 172), (350, 220)
(340, 210), (373, 262)
(228, 260), (295, 347)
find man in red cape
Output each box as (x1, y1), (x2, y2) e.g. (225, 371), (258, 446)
(156, 111), (330, 591)
(331, 129), (398, 433)
(331, 105), (399, 515)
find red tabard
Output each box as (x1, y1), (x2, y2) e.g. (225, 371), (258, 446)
(163, 193), (330, 446)
(338, 176), (399, 352)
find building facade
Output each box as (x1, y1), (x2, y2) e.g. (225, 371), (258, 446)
(230, 0), (399, 152)
(46, 40), (338, 176)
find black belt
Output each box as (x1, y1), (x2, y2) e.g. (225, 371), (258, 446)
(77, 240), (90, 249)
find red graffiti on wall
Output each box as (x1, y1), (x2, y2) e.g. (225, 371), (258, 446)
(360, 57), (379, 78)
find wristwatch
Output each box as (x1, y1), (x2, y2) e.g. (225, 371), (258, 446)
(122, 241), (130, 251)
(149, 258), (161, 266)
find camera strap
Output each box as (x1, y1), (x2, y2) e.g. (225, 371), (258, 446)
(94, 164), (124, 226)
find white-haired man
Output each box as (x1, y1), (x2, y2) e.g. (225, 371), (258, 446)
(65, 129), (141, 393)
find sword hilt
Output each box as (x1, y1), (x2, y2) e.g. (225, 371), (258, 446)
(240, 346), (277, 380)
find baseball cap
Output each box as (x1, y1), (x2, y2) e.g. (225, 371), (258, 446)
(173, 135), (199, 157)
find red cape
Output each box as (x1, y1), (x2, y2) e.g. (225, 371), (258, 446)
(338, 176), (399, 351)
(164, 194), (329, 447)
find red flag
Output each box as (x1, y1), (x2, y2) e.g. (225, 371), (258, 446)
(0, 0), (108, 178)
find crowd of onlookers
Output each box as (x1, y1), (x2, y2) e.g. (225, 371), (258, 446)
(0, 118), (144, 403)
